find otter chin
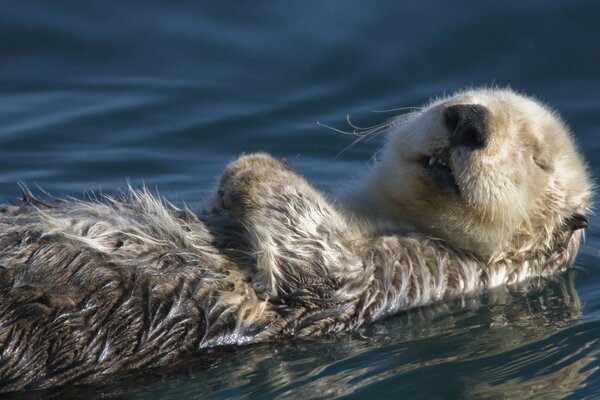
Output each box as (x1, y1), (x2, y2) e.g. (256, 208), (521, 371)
(0, 88), (592, 392)
(345, 88), (592, 261)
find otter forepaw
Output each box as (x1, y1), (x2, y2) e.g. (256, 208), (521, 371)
(213, 153), (291, 217)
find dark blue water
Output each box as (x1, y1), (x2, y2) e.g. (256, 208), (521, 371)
(2, 1), (600, 398)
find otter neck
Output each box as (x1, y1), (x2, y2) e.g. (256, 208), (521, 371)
(336, 171), (415, 237)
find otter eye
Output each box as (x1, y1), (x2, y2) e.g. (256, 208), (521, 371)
(532, 147), (552, 172)
(533, 158), (551, 172)
(528, 138), (553, 172)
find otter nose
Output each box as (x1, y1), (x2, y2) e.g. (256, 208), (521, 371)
(444, 104), (489, 149)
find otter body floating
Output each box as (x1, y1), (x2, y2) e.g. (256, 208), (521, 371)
(0, 88), (591, 391)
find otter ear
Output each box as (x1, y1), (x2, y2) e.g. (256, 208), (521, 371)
(567, 213), (588, 231)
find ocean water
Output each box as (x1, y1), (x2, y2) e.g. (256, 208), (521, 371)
(2, 1), (600, 398)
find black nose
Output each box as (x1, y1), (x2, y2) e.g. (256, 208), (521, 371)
(444, 104), (489, 149)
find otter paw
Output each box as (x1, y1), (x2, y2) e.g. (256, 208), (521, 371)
(214, 153), (291, 217)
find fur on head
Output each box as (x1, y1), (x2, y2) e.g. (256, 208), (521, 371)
(361, 88), (592, 260)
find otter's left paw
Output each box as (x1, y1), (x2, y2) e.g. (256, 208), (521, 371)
(209, 152), (362, 301)
(208, 153), (298, 298)
(214, 153), (291, 217)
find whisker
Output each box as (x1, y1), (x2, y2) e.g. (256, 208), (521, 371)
(321, 107), (420, 159)
(334, 136), (369, 159)
(371, 106), (422, 113)
(346, 115), (392, 131)
(369, 148), (384, 163)
(333, 123), (392, 159)
(317, 121), (360, 136)
(364, 133), (383, 144)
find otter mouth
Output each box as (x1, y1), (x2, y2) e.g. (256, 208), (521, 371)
(420, 148), (459, 193)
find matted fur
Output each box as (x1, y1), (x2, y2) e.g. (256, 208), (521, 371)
(0, 88), (591, 391)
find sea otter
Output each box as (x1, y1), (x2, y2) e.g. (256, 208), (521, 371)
(0, 88), (591, 392)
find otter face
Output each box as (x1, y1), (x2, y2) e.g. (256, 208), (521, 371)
(373, 88), (592, 259)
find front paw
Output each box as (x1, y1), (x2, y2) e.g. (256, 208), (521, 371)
(214, 153), (291, 217)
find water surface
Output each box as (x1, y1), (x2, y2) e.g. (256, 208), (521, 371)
(2, 1), (600, 398)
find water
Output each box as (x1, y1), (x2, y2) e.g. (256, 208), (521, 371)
(2, 1), (600, 398)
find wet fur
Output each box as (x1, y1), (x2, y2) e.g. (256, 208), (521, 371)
(0, 88), (591, 391)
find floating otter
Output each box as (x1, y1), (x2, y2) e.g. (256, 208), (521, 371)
(0, 88), (591, 392)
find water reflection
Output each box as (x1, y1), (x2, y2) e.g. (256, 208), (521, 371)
(464, 345), (598, 399)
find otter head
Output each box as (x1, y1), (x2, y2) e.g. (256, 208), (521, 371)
(371, 88), (592, 260)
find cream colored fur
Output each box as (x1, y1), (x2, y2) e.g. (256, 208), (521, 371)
(342, 88), (592, 261)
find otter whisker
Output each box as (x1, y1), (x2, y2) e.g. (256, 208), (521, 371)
(371, 106), (422, 113)
(324, 112), (419, 159)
